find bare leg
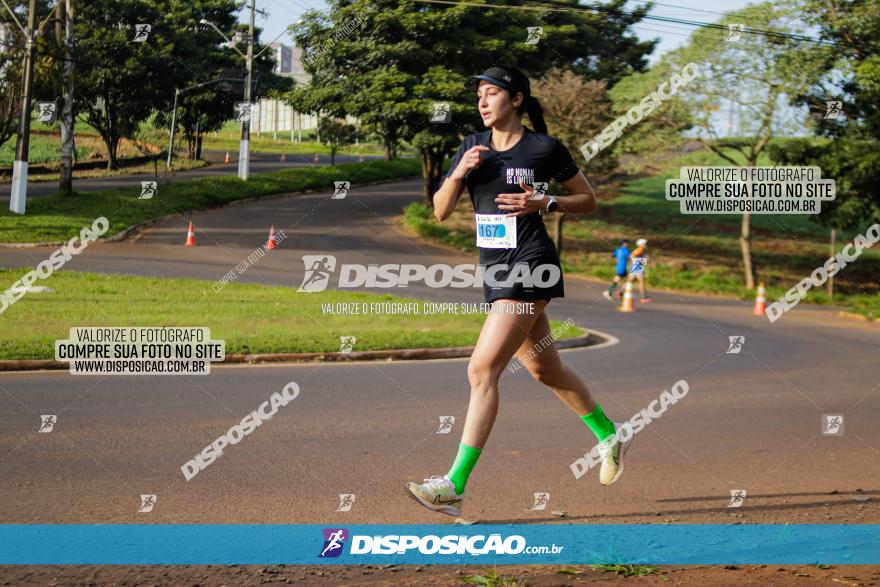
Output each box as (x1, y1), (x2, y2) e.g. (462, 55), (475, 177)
(460, 300), (547, 449)
(514, 310), (598, 416)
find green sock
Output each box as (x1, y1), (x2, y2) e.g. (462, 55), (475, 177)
(446, 443), (481, 494)
(581, 404), (617, 442)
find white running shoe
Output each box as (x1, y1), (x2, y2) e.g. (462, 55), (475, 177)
(406, 475), (464, 516)
(598, 423), (633, 485)
(602, 290), (612, 300)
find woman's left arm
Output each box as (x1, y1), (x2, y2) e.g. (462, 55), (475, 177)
(553, 171), (598, 215)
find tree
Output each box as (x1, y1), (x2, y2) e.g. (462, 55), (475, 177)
(74, 1), (171, 170)
(607, 59), (697, 173)
(777, 0), (880, 230)
(317, 115), (359, 165)
(288, 0), (656, 200)
(74, 0), (280, 171)
(534, 68), (616, 177)
(532, 67), (615, 256)
(665, 2), (824, 289)
(0, 13), (27, 149)
(0, 0), (55, 150)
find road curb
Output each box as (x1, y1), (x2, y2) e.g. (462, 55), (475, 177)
(0, 174), (421, 249)
(0, 327), (612, 372)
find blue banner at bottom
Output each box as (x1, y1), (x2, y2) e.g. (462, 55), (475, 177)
(0, 524), (877, 565)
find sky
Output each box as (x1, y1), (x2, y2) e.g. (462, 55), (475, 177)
(241, 0), (756, 64)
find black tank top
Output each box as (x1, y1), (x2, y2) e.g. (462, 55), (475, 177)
(445, 126), (580, 265)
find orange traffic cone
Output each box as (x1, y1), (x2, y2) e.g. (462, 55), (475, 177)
(266, 225), (277, 250)
(313, 153), (320, 164)
(753, 282), (766, 316)
(224, 151), (230, 163)
(619, 281), (635, 313)
(280, 153), (287, 162)
(184, 221), (197, 247)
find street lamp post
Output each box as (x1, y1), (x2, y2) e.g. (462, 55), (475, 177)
(200, 7), (254, 181)
(199, 11), (303, 180)
(240, 0), (255, 180)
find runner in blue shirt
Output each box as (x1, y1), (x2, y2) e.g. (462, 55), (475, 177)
(603, 239), (630, 300)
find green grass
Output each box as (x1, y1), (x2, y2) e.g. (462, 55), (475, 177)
(19, 158), (207, 183)
(0, 133), (94, 166)
(0, 158), (422, 243)
(460, 569), (526, 586)
(589, 564), (661, 576)
(402, 147), (880, 320)
(203, 120), (391, 156)
(0, 270), (579, 360)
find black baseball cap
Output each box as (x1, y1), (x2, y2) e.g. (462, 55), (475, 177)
(467, 64), (531, 99)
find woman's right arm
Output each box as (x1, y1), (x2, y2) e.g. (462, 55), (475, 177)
(433, 144), (490, 221)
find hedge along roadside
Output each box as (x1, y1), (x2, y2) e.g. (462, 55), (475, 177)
(0, 158), (422, 245)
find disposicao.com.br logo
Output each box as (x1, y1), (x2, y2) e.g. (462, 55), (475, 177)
(317, 528), (562, 557)
(297, 255), (560, 292)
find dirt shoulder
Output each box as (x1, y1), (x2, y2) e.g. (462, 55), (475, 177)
(2, 563), (879, 586)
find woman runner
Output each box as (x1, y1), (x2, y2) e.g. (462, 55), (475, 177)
(406, 64), (633, 516)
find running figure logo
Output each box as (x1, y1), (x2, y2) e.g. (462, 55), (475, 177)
(319, 528), (349, 558)
(332, 181), (350, 199)
(822, 414), (844, 436)
(437, 416), (455, 434)
(338, 336), (357, 353)
(630, 257), (647, 277)
(530, 181), (549, 200)
(138, 494), (157, 513)
(726, 336), (745, 354)
(727, 490), (746, 508)
(336, 494), (355, 512)
(140, 181), (157, 200)
(530, 492), (550, 511)
(38, 415), (56, 433)
(824, 101), (843, 120)
(726, 23), (744, 41)
(525, 27), (543, 45)
(430, 102), (451, 123)
(235, 102), (254, 122)
(298, 255), (337, 292)
(132, 24), (151, 42)
(36, 102), (57, 123)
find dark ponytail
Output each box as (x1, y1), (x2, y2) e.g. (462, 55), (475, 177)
(522, 95), (547, 134)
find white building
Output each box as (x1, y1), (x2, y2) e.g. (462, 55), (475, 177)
(253, 42), (318, 139)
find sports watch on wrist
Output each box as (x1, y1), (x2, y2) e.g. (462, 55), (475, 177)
(544, 196), (559, 213)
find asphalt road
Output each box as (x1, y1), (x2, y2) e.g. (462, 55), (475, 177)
(0, 177), (878, 528)
(0, 149), (383, 199)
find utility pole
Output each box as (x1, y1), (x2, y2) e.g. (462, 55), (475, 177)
(9, 0), (38, 214)
(238, 0), (255, 180)
(59, 0), (74, 195)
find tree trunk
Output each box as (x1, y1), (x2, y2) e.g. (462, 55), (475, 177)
(740, 212), (754, 290)
(105, 136), (119, 171)
(384, 138), (393, 161)
(421, 147), (445, 203)
(554, 213), (565, 258)
(196, 132), (202, 160)
(422, 151), (432, 204)
(740, 156), (757, 290)
(331, 148), (336, 166)
(58, 0), (74, 195)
